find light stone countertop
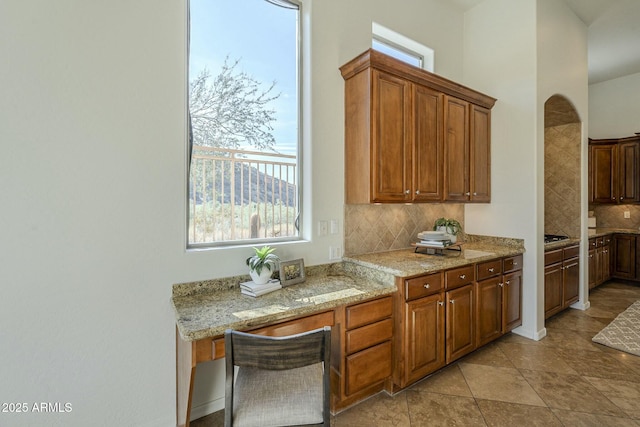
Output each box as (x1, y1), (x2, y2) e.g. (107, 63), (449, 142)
(172, 235), (525, 342)
(172, 263), (397, 341)
(588, 227), (640, 238)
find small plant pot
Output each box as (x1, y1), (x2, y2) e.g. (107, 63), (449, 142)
(436, 226), (457, 244)
(250, 269), (272, 285)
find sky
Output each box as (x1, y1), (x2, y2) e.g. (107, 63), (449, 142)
(189, 0), (299, 155)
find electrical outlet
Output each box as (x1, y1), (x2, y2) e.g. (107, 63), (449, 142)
(329, 246), (342, 260)
(330, 219), (339, 234)
(318, 220), (328, 236)
(624, 211), (631, 219)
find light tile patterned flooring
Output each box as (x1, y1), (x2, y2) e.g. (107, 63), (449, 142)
(192, 281), (640, 426)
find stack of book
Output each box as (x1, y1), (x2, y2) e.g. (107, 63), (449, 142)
(416, 230), (452, 248)
(240, 280), (282, 297)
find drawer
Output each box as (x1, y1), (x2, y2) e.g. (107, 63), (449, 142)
(477, 259), (502, 281)
(345, 318), (393, 354)
(503, 254), (523, 273)
(251, 310), (335, 337)
(602, 235), (612, 245)
(445, 265), (475, 290)
(563, 244), (580, 259)
(345, 341), (392, 396)
(544, 249), (563, 266)
(346, 296), (393, 330)
(596, 237), (605, 248)
(589, 238), (597, 249)
(405, 272), (442, 301)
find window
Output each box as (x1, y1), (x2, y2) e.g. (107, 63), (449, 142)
(188, 0), (301, 247)
(372, 22), (434, 72)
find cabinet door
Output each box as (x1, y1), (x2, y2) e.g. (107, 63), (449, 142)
(562, 257), (580, 307)
(443, 96), (469, 201)
(469, 105), (491, 202)
(617, 141), (640, 203)
(544, 262), (563, 319)
(503, 270), (523, 332)
(588, 248), (597, 289)
(590, 144), (617, 203)
(405, 293), (445, 384)
(446, 284), (475, 363)
(345, 341), (392, 396)
(603, 243), (611, 282)
(612, 234), (636, 279)
(412, 85), (443, 201)
(476, 276), (503, 347)
(371, 70), (412, 202)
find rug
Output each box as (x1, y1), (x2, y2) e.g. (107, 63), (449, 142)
(592, 300), (640, 356)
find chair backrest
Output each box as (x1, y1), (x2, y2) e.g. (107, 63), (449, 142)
(224, 326), (331, 426)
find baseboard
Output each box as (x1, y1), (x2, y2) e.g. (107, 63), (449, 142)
(511, 325), (547, 341)
(570, 300), (590, 310)
(190, 397), (224, 422)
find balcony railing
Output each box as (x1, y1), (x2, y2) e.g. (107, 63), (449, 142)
(189, 145), (298, 244)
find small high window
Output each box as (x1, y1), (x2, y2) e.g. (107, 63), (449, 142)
(372, 22), (434, 72)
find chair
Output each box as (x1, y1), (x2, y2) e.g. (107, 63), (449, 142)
(224, 326), (331, 427)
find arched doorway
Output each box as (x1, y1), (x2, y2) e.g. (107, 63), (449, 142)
(544, 95), (581, 238)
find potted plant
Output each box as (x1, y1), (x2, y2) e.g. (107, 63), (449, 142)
(246, 246), (280, 285)
(433, 218), (462, 243)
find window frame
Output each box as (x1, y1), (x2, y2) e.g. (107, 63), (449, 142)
(186, 0), (304, 249)
(371, 22), (434, 72)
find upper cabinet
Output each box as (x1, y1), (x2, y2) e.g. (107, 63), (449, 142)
(589, 134), (640, 204)
(340, 49), (496, 204)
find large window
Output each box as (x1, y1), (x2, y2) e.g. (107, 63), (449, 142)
(188, 0), (301, 247)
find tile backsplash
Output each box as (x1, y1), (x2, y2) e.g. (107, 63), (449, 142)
(344, 203), (464, 256)
(592, 205), (640, 229)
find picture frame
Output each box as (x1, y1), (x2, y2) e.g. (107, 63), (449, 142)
(279, 258), (306, 287)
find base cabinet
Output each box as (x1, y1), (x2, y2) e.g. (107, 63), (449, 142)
(394, 255), (522, 390)
(612, 234), (636, 279)
(545, 244), (580, 319)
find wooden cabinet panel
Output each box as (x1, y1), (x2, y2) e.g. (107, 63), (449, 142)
(476, 276), (503, 347)
(562, 257), (580, 307)
(405, 272), (443, 301)
(345, 296), (393, 329)
(446, 284), (475, 363)
(345, 318), (393, 354)
(590, 144), (616, 203)
(443, 96), (470, 202)
(503, 269), (523, 332)
(470, 105), (491, 202)
(371, 70), (412, 202)
(445, 265), (475, 290)
(345, 341), (392, 396)
(612, 234), (636, 279)
(405, 293), (445, 384)
(618, 142), (640, 203)
(589, 137), (640, 204)
(503, 255), (523, 273)
(545, 249), (563, 265)
(544, 262), (563, 319)
(413, 85), (444, 201)
(476, 259), (502, 281)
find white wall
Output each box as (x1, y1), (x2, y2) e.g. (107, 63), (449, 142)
(589, 72), (640, 138)
(462, 0), (588, 339)
(0, 0), (466, 425)
(462, 0), (540, 337)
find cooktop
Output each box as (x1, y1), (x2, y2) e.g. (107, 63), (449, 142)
(544, 234), (569, 244)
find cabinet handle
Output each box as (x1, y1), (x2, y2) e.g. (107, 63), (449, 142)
(488, 268), (495, 273)
(514, 262), (518, 266)
(498, 282), (504, 287)
(450, 300), (455, 304)
(405, 189), (410, 194)
(438, 301), (444, 306)
(473, 192), (477, 196)
(415, 190), (421, 195)
(506, 280), (511, 285)
(465, 192), (470, 196)
(459, 274), (466, 279)
(424, 284), (430, 289)
(621, 197), (624, 200)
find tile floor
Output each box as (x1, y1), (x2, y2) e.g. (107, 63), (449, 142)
(192, 281), (640, 426)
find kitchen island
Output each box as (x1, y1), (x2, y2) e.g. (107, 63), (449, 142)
(172, 235), (524, 426)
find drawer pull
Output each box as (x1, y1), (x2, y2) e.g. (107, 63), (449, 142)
(424, 284), (430, 289)
(506, 280), (510, 285)
(459, 274), (466, 280)
(450, 299), (455, 304)
(438, 301), (444, 306)
(488, 268), (495, 273)
(513, 262), (518, 266)
(498, 282), (504, 287)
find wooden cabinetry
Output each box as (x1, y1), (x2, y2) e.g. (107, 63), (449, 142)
(612, 234), (636, 279)
(589, 136), (640, 204)
(446, 282), (475, 363)
(340, 49), (495, 204)
(544, 244), (580, 319)
(476, 255), (523, 347)
(334, 296), (393, 411)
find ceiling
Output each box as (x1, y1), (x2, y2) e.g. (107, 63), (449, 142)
(448, 0), (640, 84)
